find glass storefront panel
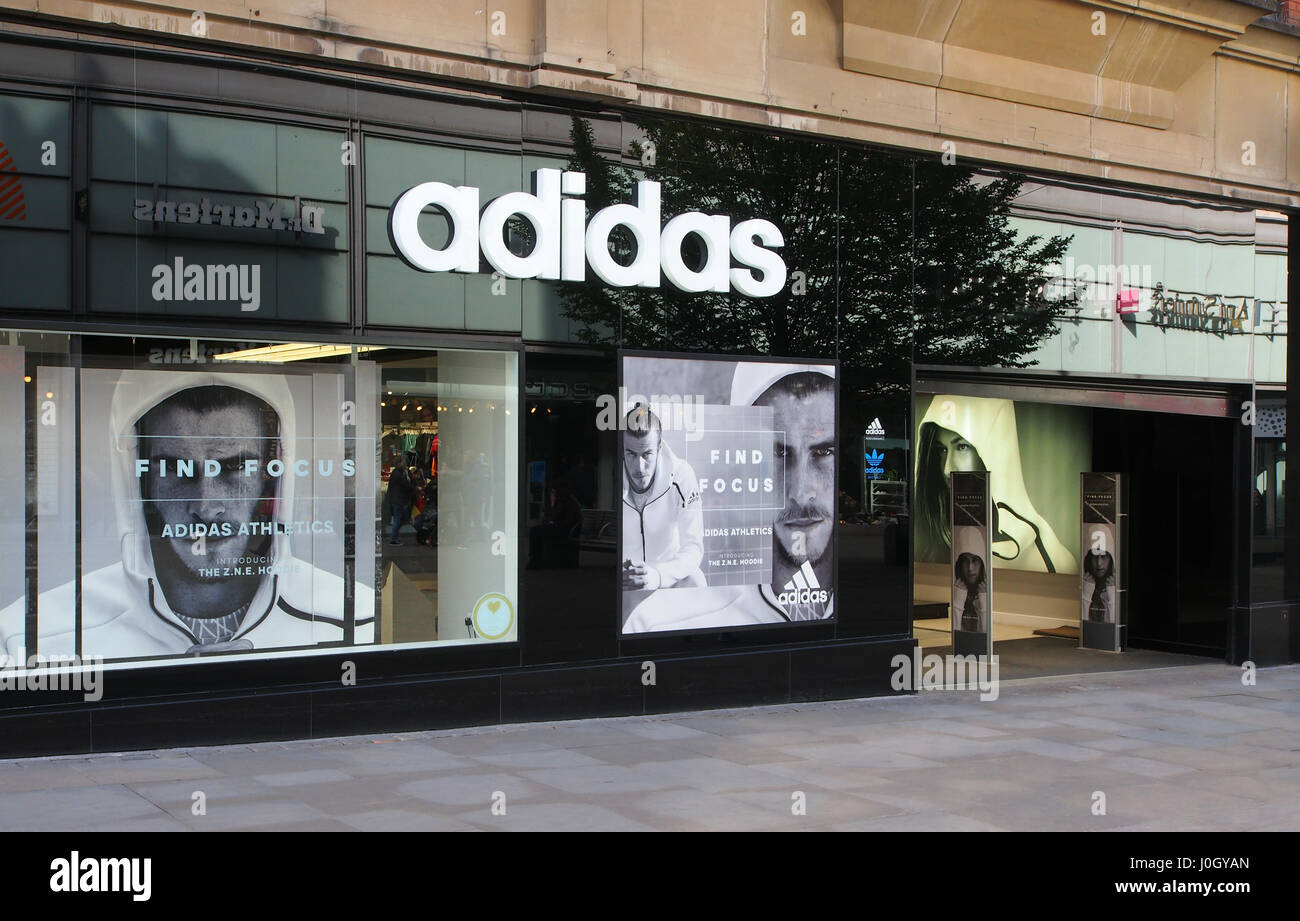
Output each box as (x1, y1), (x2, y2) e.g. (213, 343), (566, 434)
(0, 75), (1288, 687)
(0, 94), (71, 311)
(363, 135), (564, 332)
(87, 105), (349, 322)
(0, 332), (518, 667)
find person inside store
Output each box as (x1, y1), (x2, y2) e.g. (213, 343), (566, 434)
(386, 451), (415, 546)
(0, 375), (373, 660)
(414, 477), (439, 547)
(620, 403), (706, 595)
(622, 365), (835, 632)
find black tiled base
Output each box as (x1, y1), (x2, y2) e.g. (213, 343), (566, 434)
(0, 637), (915, 757)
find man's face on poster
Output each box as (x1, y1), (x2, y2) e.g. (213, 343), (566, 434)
(759, 378), (835, 567)
(623, 430), (660, 493)
(138, 397), (275, 579)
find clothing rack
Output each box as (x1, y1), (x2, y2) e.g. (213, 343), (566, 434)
(381, 422), (438, 435)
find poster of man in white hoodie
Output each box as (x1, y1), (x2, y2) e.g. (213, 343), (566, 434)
(620, 402), (707, 599)
(0, 367), (375, 662)
(620, 354), (836, 634)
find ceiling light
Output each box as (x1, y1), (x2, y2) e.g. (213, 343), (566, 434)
(214, 343), (385, 363)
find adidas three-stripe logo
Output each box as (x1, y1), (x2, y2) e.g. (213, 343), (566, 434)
(777, 560), (829, 606)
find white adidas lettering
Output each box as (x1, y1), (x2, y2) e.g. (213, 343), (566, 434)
(777, 561), (829, 606)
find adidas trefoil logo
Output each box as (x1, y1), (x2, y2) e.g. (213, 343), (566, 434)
(777, 560), (830, 606)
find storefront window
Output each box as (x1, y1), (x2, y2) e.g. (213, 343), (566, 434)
(0, 94), (70, 311)
(0, 332), (518, 666)
(363, 135), (566, 332)
(377, 347), (519, 642)
(87, 105), (349, 322)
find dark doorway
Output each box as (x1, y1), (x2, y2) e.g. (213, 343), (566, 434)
(521, 349), (619, 665)
(1092, 409), (1235, 658)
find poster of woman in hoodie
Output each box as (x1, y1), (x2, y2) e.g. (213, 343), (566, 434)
(1081, 545), (1117, 623)
(952, 551), (989, 634)
(619, 354), (836, 634)
(915, 395), (1077, 574)
(1080, 472), (1122, 632)
(0, 367), (375, 662)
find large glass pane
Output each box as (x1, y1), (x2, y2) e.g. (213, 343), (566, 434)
(377, 347), (519, 643)
(0, 94), (71, 311)
(0, 333), (519, 669)
(88, 105), (348, 322)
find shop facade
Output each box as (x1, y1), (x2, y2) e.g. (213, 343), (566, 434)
(911, 178), (1290, 665)
(0, 25), (1292, 756)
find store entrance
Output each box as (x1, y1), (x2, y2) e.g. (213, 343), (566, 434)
(912, 382), (1244, 677)
(1092, 409), (1234, 657)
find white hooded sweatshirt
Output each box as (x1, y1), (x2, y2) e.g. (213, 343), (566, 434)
(622, 440), (705, 588)
(0, 369), (374, 662)
(915, 394), (1072, 574)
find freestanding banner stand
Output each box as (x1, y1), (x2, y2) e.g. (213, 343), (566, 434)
(1080, 472), (1127, 652)
(950, 470), (992, 659)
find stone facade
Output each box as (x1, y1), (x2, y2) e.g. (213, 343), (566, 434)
(0, 0), (1297, 205)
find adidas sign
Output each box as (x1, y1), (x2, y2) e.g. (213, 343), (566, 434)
(777, 560), (830, 606)
(865, 417), (885, 438)
(388, 168), (787, 296)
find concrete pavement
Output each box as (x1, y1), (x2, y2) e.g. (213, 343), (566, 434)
(0, 662), (1296, 831)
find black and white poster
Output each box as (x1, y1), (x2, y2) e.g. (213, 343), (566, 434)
(619, 353), (837, 634)
(951, 470), (992, 658)
(1080, 472), (1125, 651)
(0, 366), (376, 662)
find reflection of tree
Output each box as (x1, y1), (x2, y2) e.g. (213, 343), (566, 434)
(561, 116), (1077, 402)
